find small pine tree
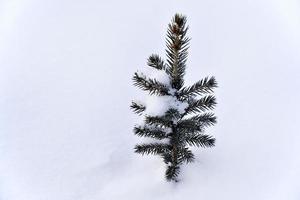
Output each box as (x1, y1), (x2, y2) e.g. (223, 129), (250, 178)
(131, 14), (217, 182)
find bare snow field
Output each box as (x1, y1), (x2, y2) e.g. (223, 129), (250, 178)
(0, 0), (300, 199)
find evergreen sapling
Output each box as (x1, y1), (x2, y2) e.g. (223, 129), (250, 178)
(131, 14), (218, 182)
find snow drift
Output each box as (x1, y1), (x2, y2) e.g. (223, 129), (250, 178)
(0, 0), (300, 199)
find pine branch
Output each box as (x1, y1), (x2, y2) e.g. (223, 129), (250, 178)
(134, 126), (167, 139)
(161, 152), (173, 164)
(179, 76), (217, 100)
(133, 72), (169, 95)
(177, 118), (202, 134)
(130, 101), (146, 115)
(147, 54), (165, 70)
(184, 133), (215, 148)
(145, 115), (173, 127)
(192, 113), (217, 128)
(165, 14), (190, 90)
(177, 113), (217, 134)
(164, 108), (181, 120)
(135, 143), (170, 155)
(178, 147), (195, 163)
(165, 165), (180, 182)
(184, 95), (217, 115)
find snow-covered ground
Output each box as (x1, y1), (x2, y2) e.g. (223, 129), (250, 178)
(1, 0), (300, 199)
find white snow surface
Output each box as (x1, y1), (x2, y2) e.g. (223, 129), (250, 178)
(137, 67), (171, 87)
(1, 0), (300, 200)
(144, 95), (188, 117)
